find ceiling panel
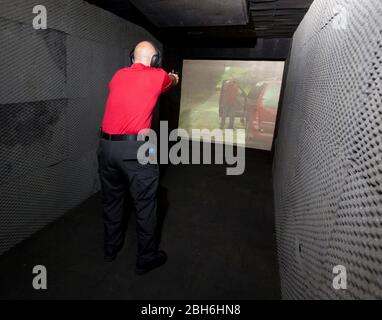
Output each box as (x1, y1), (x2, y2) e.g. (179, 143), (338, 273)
(86, 0), (314, 46)
(130, 0), (249, 27)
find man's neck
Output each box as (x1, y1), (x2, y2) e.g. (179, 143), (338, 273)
(134, 60), (150, 67)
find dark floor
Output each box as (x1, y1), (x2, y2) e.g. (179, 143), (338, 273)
(0, 148), (280, 299)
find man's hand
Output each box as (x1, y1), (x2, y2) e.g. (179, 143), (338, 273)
(168, 72), (179, 86)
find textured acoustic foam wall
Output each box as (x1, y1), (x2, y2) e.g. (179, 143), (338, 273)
(0, 0), (162, 255)
(273, 0), (382, 299)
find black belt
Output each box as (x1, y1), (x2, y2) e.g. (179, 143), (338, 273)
(100, 130), (144, 141)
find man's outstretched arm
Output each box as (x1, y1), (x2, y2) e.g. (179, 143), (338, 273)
(168, 72), (179, 87)
(161, 71), (180, 93)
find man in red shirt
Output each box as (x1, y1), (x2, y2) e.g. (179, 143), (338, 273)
(97, 41), (179, 274)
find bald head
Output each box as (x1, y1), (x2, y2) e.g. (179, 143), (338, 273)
(133, 41), (157, 67)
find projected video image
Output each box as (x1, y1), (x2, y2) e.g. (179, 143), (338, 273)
(179, 60), (285, 150)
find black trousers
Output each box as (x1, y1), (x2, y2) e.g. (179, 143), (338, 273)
(97, 138), (159, 265)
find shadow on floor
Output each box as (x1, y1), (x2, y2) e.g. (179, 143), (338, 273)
(0, 148), (280, 299)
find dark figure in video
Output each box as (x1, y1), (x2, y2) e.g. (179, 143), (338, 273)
(219, 80), (246, 129)
(219, 80), (238, 129)
(97, 41), (179, 274)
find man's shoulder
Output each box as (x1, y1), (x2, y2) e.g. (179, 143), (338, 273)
(112, 67), (129, 78)
(144, 68), (169, 83)
(148, 67), (166, 75)
(114, 66), (167, 80)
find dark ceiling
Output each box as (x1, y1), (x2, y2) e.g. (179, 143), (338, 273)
(85, 0), (314, 47)
(130, 0), (249, 27)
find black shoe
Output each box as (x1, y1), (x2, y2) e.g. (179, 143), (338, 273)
(104, 243), (124, 262)
(135, 250), (167, 275)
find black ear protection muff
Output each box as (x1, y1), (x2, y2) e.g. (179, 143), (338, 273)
(129, 49), (135, 65)
(150, 50), (162, 68)
(129, 43), (162, 68)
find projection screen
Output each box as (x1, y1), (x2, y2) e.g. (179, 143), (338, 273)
(179, 60), (285, 150)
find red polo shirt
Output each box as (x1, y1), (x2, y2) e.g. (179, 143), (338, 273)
(101, 63), (173, 134)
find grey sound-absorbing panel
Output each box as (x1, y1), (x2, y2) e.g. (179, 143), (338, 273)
(0, 0), (162, 255)
(273, 0), (382, 299)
